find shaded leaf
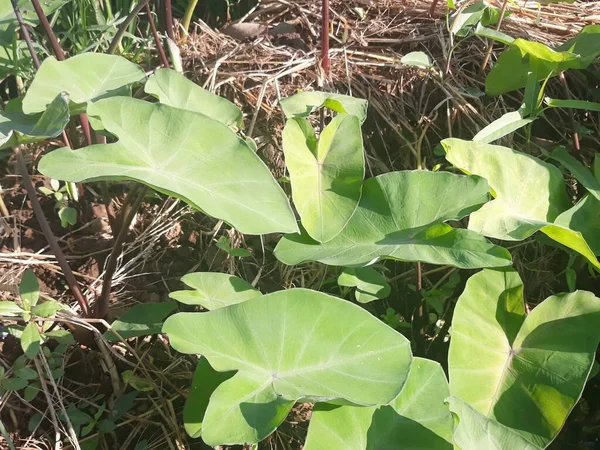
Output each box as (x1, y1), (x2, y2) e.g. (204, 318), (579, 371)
(275, 171), (512, 269)
(169, 272), (261, 310)
(448, 269), (600, 447)
(443, 138), (600, 268)
(39, 98), (298, 235)
(280, 91), (368, 124)
(304, 358), (453, 450)
(184, 357), (235, 438)
(447, 397), (541, 450)
(551, 146), (600, 201)
(338, 267), (391, 304)
(144, 68), (242, 127)
(1, 377), (28, 391)
(32, 300), (67, 318)
(163, 289), (412, 445)
(0, 95), (69, 150)
(14, 367), (37, 380)
(215, 236), (252, 257)
(58, 207), (77, 228)
(23, 54), (146, 114)
(104, 302), (176, 341)
(283, 114), (364, 242)
(122, 370), (154, 392)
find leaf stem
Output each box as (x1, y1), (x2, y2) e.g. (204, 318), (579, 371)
(559, 71), (580, 152)
(164, 0), (174, 40)
(14, 148), (90, 316)
(321, 0), (330, 79)
(108, 0), (151, 54)
(9, 0), (40, 68)
(96, 185), (148, 318)
(145, 2), (170, 68)
(480, 0), (510, 72)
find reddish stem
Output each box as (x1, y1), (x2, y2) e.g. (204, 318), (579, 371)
(321, 0), (330, 78)
(145, 2), (170, 68)
(30, 0), (66, 60)
(164, 0), (174, 40)
(429, 0), (439, 16)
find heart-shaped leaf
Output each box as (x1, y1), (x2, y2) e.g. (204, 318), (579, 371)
(163, 289), (412, 445)
(446, 397), (541, 450)
(282, 114), (364, 242)
(448, 268), (600, 447)
(144, 68), (242, 127)
(169, 272), (261, 310)
(0, 95), (69, 149)
(38, 97), (298, 235)
(443, 138), (600, 268)
(280, 91), (368, 124)
(22, 53), (146, 114)
(338, 267), (391, 304)
(275, 171), (512, 269)
(304, 357), (453, 450)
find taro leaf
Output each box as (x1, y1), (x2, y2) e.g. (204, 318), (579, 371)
(169, 272), (261, 310)
(446, 397), (542, 450)
(163, 289), (412, 445)
(0, 301), (24, 316)
(443, 138), (600, 268)
(304, 357), (453, 450)
(144, 68), (242, 128)
(22, 54), (146, 115)
(486, 25), (600, 96)
(282, 114), (364, 243)
(274, 171), (512, 269)
(19, 269), (39, 310)
(448, 268), (600, 447)
(551, 146), (600, 201)
(21, 322), (41, 359)
(0, 95), (69, 150)
(337, 267), (391, 304)
(183, 357), (235, 438)
(280, 91), (368, 124)
(555, 195), (600, 256)
(38, 97), (298, 235)
(400, 51), (432, 68)
(472, 111), (535, 144)
(0, 0), (71, 46)
(104, 302), (176, 341)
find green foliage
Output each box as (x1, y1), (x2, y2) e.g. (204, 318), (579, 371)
(337, 266), (391, 303)
(38, 97), (298, 235)
(304, 358), (453, 449)
(0, 95), (70, 150)
(282, 113), (364, 243)
(21, 322), (41, 359)
(104, 302), (177, 341)
(19, 269), (39, 310)
(169, 272), (261, 310)
(280, 91), (368, 124)
(443, 138), (600, 268)
(400, 51), (432, 68)
(163, 289), (412, 445)
(22, 53), (146, 114)
(0, 0), (71, 46)
(145, 68), (243, 128)
(275, 171), (512, 268)
(448, 269), (600, 447)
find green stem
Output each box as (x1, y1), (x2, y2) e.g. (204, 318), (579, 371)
(181, 0), (199, 34)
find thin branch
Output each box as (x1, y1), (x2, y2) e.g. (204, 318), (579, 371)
(145, 2), (170, 68)
(321, 0), (330, 78)
(108, 0), (151, 54)
(480, 0), (510, 72)
(559, 71), (580, 152)
(30, 0), (66, 60)
(96, 185), (147, 318)
(429, 0), (440, 16)
(10, 0), (40, 68)
(14, 148), (90, 316)
(164, 0), (174, 40)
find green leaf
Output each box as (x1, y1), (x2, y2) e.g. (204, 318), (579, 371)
(280, 91), (368, 124)
(554, 195), (600, 256)
(145, 68), (243, 128)
(215, 236), (252, 257)
(63, 405), (93, 425)
(337, 267), (391, 304)
(400, 51), (432, 68)
(472, 111), (535, 144)
(163, 289), (412, 445)
(111, 391), (137, 421)
(21, 322), (41, 359)
(38, 98), (298, 235)
(0, 301), (24, 316)
(14, 367), (37, 380)
(0, 0), (71, 46)
(1, 377), (28, 391)
(44, 329), (75, 346)
(104, 302), (177, 341)
(545, 97), (600, 113)
(32, 300), (67, 318)
(0, 95), (69, 150)
(443, 138), (600, 268)
(275, 171), (512, 269)
(24, 382), (40, 402)
(551, 146), (600, 201)
(58, 207), (77, 228)
(122, 370), (154, 392)
(448, 268), (600, 447)
(169, 272), (261, 310)
(447, 397), (542, 450)
(304, 358), (453, 450)
(23, 54), (146, 115)
(474, 25), (514, 45)
(282, 114), (364, 242)
(184, 357), (235, 438)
